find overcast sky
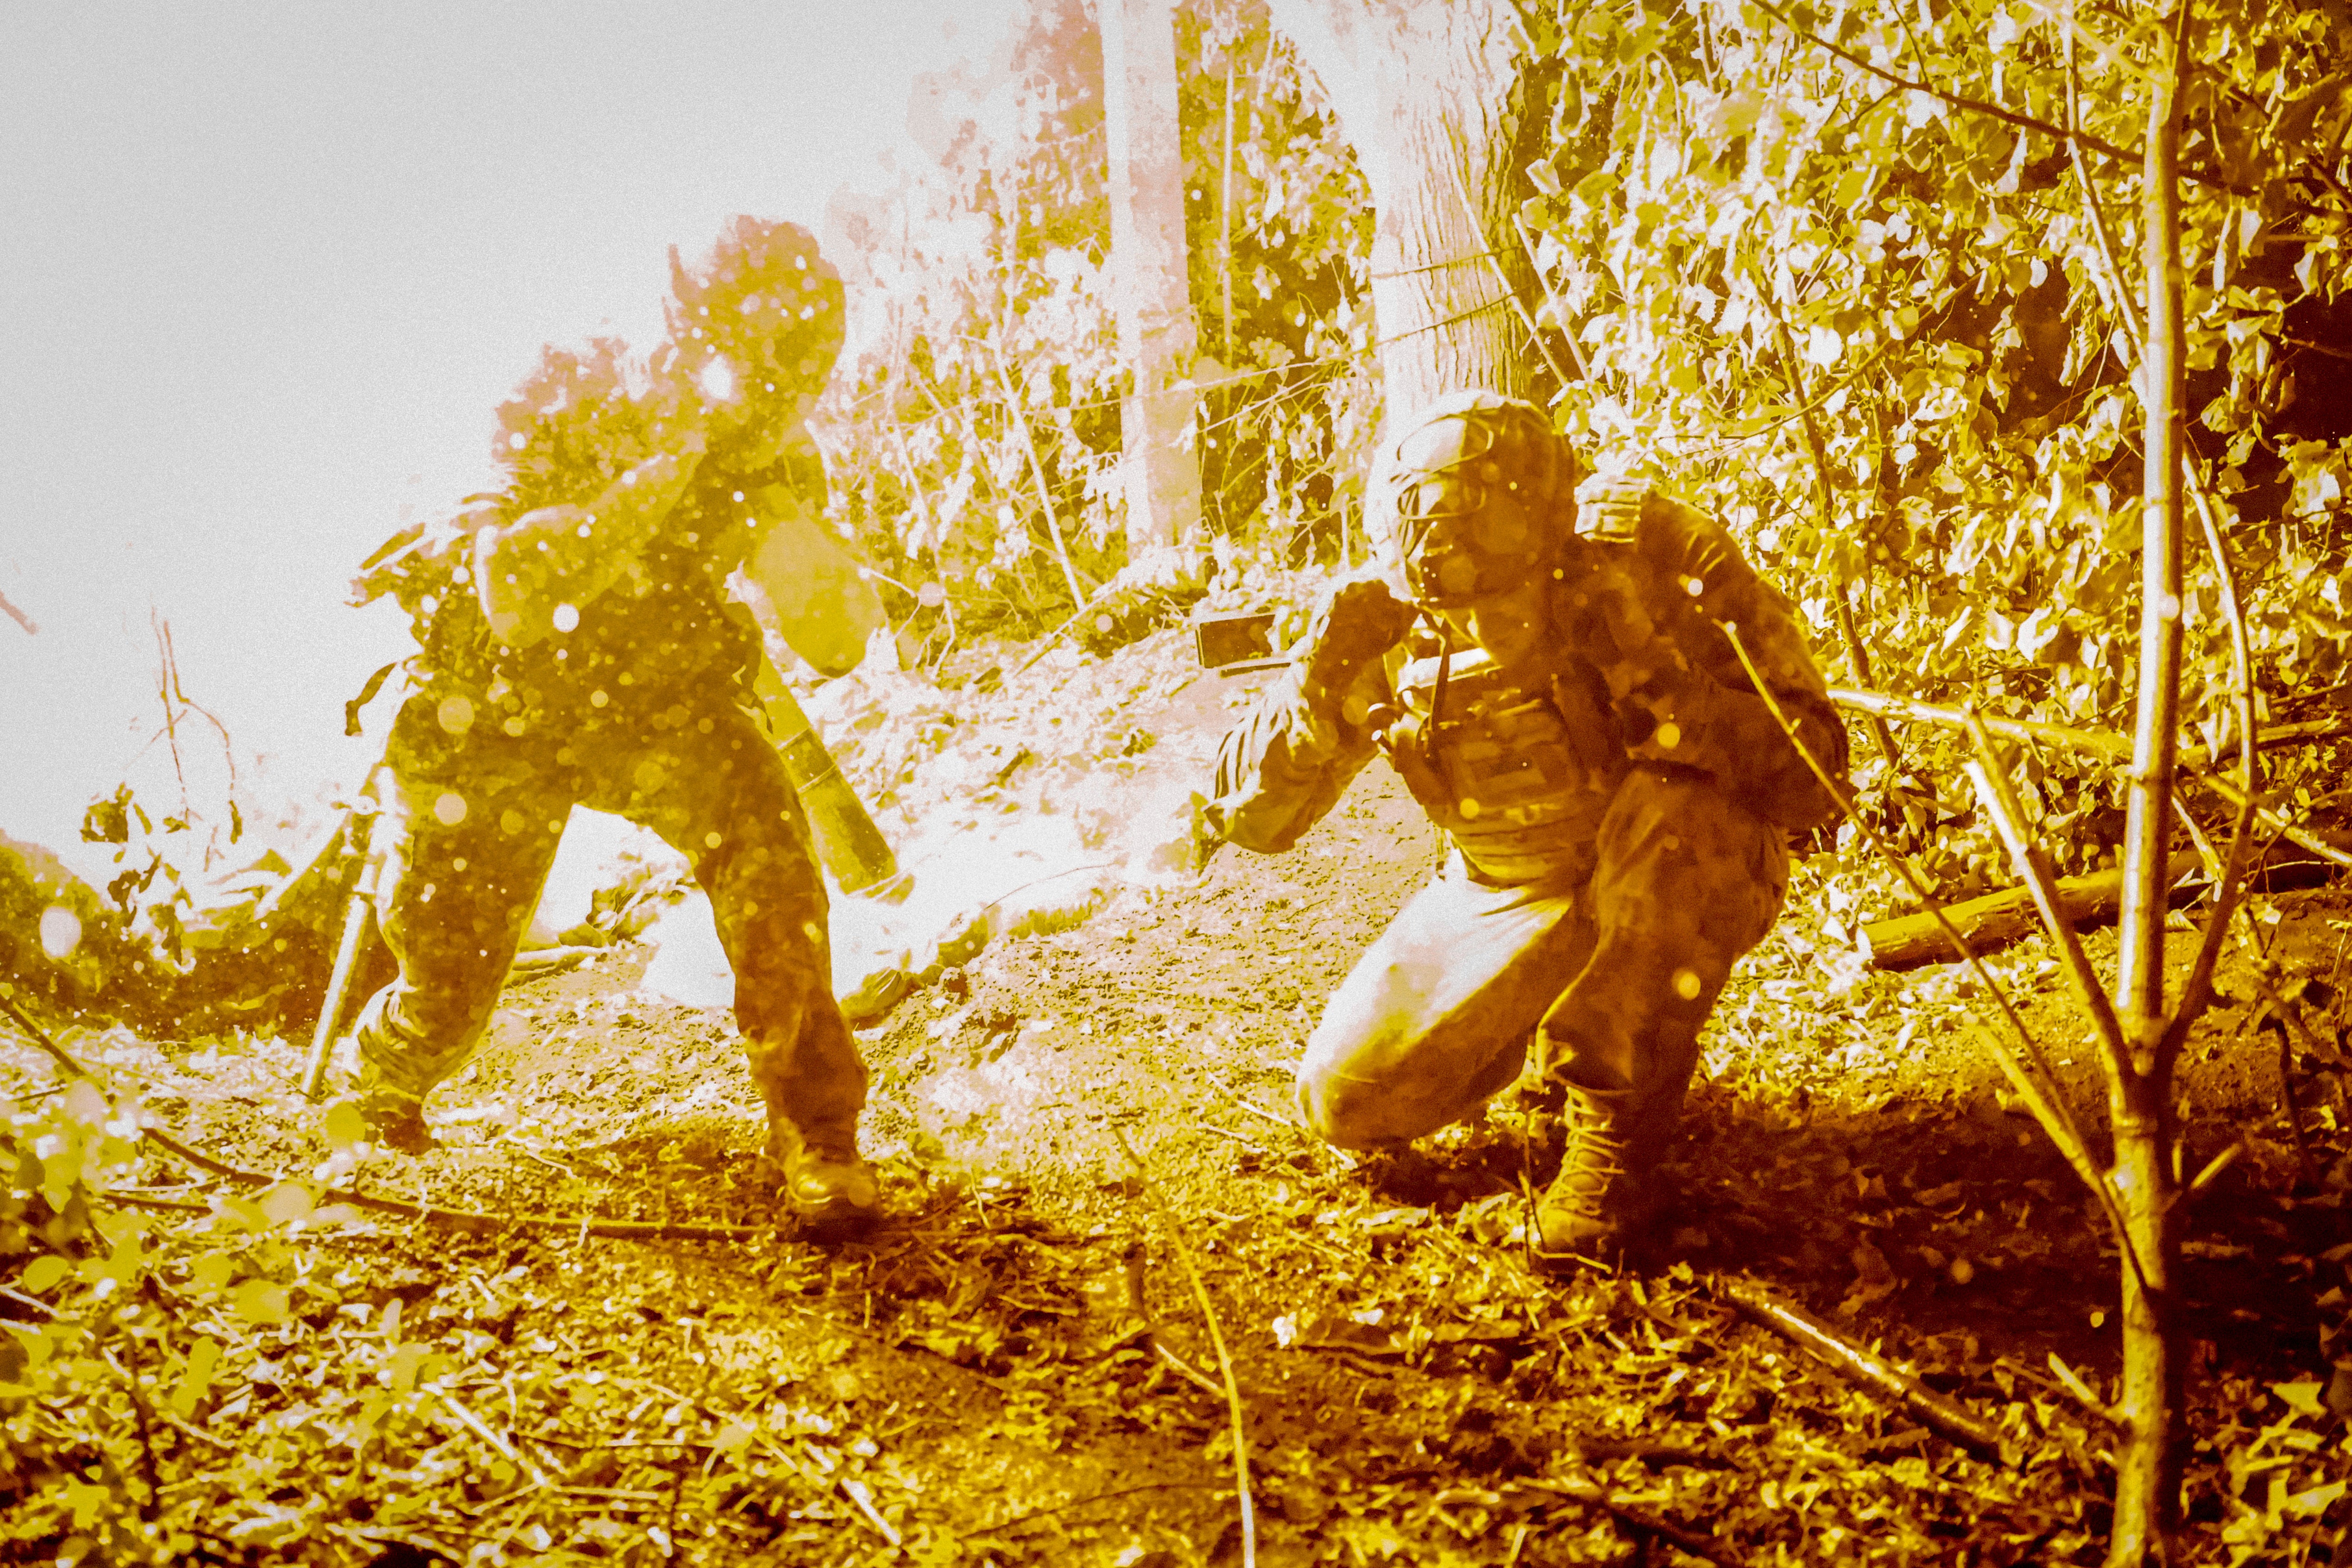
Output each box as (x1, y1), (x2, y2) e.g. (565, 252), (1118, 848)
(1, 0), (1015, 881)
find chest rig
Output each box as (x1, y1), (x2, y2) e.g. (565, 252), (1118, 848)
(1380, 641), (1626, 885)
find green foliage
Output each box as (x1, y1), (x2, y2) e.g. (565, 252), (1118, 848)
(2, 1077), (386, 1562)
(1515, 0), (2352, 903)
(819, 0), (1376, 650)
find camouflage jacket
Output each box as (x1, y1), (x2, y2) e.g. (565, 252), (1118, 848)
(1205, 476), (1849, 883)
(348, 437), (830, 726)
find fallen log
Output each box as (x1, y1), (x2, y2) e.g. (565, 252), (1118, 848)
(1863, 850), (2199, 971)
(1860, 840), (2350, 970)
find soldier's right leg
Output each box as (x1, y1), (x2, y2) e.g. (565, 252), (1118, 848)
(1295, 853), (1595, 1149)
(1532, 768), (1787, 1257)
(351, 713), (568, 1152)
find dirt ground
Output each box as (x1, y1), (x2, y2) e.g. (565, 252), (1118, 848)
(11, 625), (2352, 1565)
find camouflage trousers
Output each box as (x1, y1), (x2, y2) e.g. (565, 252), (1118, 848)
(1294, 767), (1787, 1153)
(352, 676), (866, 1150)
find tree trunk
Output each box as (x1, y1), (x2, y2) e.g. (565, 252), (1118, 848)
(2107, 1081), (2183, 1566)
(1100, 0), (1205, 554)
(2106, 8), (2191, 1562)
(1262, 0), (1538, 417)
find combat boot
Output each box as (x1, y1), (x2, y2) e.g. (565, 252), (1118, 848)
(767, 1114), (881, 1240)
(1534, 1087), (1648, 1260)
(348, 993), (476, 1156)
(352, 1069), (436, 1155)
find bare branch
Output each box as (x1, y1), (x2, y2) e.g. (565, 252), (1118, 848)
(1747, 0), (2136, 167)
(1960, 739), (2125, 1060)
(1827, 688), (2352, 871)
(2156, 476), (2267, 1072)
(1754, 278), (1901, 771)
(1507, 213), (1598, 388)
(988, 338), (1090, 612)
(1114, 1128), (1257, 1568)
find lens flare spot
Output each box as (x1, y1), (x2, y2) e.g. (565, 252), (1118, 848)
(38, 906), (82, 960)
(552, 603), (580, 633)
(500, 808), (527, 836)
(704, 832), (724, 849)
(1437, 556), (1481, 598)
(432, 793), (468, 826)
(1654, 722), (1682, 750)
(1672, 968), (1703, 1001)
(590, 690), (610, 709)
(436, 696), (475, 735)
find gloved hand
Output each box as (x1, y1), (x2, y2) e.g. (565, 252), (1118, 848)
(1282, 577), (1417, 766)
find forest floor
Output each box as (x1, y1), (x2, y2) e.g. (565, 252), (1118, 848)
(9, 617), (2352, 1566)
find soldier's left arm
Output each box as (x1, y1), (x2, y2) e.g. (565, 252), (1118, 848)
(1627, 493), (1851, 830)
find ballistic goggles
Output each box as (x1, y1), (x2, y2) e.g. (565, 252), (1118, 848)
(1392, 419), (1545, 607)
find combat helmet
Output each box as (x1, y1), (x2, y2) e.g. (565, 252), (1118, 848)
(1372, 391), (1576, 607)
(665, 217), (845, 411)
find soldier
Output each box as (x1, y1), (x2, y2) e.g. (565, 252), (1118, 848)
(344, 218), (879, 1235)
(1204, 391), (1848, 1258)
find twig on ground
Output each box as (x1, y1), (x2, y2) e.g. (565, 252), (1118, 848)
(1513, 1480), (1727, 1563)
(1718, 1276), (2006, 1460)
(2, 1284), (57, 1319)
(1121, 1237), (1228, 1395)
(0, 994), (94, 1080)
(435, 1389), (550, 1487)
(2187, 1142), (2244, 1198)
(1205, 1069), (1301, 1134)
(838, 1477), (901, 1548)
(99, 1341), (162, 1518)
(756, 1432), (901, 1547)
(1114, 1129), (1257, 1568)
(1157, 1341), (1230, 1397)
(1195, 1123), (1274, 1157)
(2047, 1353), (2122, 1426)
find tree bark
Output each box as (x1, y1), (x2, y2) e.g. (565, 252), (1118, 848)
(1101, 0), (1205, 553)
(1262, 0), (1538, 417)
(2106, 8), (2192, 1562)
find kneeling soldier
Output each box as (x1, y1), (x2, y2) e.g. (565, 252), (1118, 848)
(1204, 391), (1847, 1257)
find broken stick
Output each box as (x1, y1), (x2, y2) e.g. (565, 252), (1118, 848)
(1718, 1276), (2005, 1460)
